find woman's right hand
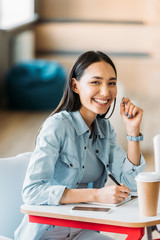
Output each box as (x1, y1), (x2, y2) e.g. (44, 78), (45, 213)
(95, 184), (130, 204)
(60, 184), (130, 205)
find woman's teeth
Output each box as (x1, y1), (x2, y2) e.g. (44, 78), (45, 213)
(94, 99), (108, 104)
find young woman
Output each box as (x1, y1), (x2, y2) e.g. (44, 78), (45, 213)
(15, 51), (145, 240)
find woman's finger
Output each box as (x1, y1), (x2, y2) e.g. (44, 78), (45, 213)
(124, 102), (132, 117)
(132, 106), (143, 118)
(119, 184), (130, 194)
(120, 97), (130, 116)
(127, 104), (135, 119)
(120, 97), (132, 112)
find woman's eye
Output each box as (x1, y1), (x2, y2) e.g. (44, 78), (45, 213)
(109, 82), (116, 86)
(91, 81), (100, 84)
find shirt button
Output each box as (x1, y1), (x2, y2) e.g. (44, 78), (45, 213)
(86, 130), (89, 133)
(76, 182), (79, 185)
(82, 165), (85, 168)
(106, 164), (109, 168)
(132, 169), (135, 172)
(84, 146), (87, 149)
(69, 163), (73, 167)
(95, 150), (99, 153)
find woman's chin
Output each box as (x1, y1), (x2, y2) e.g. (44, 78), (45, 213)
(97, 107), (109, 115)
(96, 111), (107, 116)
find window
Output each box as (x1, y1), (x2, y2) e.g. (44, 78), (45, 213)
(0, 0), (35, 29)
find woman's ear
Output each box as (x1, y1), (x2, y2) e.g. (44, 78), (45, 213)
(72, 78), (79, 94)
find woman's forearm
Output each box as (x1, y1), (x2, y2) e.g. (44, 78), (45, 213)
(120, 97), (143, 166)
(60, 184), (131, 205)
(60, 188), (97, 204)
(127, 129), (141, 166)
(127, 140), (141, 166)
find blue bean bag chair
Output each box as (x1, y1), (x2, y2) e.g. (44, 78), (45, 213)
(6, 60), (67, 110)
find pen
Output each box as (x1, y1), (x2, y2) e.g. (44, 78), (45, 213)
(108, 174), (131, 196)
(108, 173), (121, 186)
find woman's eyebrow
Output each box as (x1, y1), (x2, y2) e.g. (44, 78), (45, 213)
(91, 76), (103, 80)
(109, 77), (117, 81)
(91, 76), (117, 80)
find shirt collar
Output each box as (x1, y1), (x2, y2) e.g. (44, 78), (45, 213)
(69, 111), (89, 135)
(94, 117), (105, 139)
(69, 111), (105, 138)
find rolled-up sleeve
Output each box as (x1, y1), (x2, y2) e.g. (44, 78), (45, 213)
(123, 154), (146, 174)
(22, 116), (67, 206)
(108, 123), (146, 191)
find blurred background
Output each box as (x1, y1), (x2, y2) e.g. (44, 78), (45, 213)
(0, 1), (160, 239)
(0, 0), (160, 165)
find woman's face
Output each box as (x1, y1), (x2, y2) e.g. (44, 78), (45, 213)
(72, 61), (117, 123)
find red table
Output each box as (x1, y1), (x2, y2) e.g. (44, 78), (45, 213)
(21, 198), (160, 240)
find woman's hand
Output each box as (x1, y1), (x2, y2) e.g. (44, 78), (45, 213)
(95, 184), (130, 204)
(120, 97), (143, 136)
(60, 184), (130, 205)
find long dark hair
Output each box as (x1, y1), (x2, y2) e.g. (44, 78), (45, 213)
(51, 51), (117, 118)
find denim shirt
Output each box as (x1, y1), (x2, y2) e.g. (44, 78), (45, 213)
(15, 110), (145, 240)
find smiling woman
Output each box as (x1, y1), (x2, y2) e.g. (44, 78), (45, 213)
(15, 51), (146, 240)
(71, 61), (117, 127)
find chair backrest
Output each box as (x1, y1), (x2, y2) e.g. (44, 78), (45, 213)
(0, 152), (31, 238)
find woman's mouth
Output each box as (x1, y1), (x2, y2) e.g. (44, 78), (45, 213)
(93, 98), (110, 104)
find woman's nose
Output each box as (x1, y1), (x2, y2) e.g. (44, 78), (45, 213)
(100, 86), (110, 96)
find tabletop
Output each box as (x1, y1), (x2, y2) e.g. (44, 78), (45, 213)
(21, 197), (160, 228)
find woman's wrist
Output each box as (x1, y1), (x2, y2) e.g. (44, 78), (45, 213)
(60, 188), (98, 204)
(92, 188), (99, 202)
(127, 132), (143, 142)
(126, 127), (140, 137)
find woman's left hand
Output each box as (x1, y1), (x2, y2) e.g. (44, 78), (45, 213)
(120, 97), (143, 136)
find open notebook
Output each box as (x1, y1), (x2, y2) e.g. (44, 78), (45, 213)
(86, 192), (137, 207)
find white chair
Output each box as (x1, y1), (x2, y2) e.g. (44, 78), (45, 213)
(0, 237), (13, 240)
(0, 152), (31, 239)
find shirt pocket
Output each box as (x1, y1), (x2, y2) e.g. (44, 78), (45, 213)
(54, 153), (80, 186)
(97, 151), (109, 170)
(60, 154), (79, 168)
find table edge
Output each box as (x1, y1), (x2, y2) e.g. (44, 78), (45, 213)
(21, 206), (160, 228)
